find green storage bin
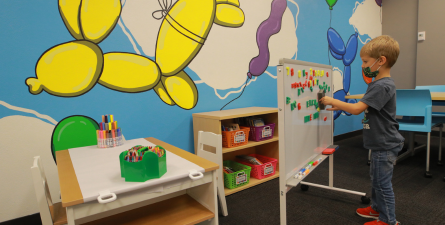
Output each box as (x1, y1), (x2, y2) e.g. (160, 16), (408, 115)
(119, 146), (167, 182)
(223, 160), (251, 189)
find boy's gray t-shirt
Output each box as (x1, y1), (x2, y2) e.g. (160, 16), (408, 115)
(360, 77), (404, 151)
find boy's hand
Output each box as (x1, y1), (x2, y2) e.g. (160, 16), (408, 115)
(320, 96), (335, 106)
(326, 106), (340, 111)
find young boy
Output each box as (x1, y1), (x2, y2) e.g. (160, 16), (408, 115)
(320, 35), (404, 225)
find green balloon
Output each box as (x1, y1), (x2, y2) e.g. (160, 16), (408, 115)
(326, 0), (338, 10)
(51, 115), (99, 163)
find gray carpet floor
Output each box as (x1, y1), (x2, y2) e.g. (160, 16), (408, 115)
(219, 134), (445, 225)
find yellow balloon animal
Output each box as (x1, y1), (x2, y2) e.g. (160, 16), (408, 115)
(99, 0), (245, 109)
(26, 0), (121, 97)
(26, 0), (244, 110)
(26, 41), (103, 97)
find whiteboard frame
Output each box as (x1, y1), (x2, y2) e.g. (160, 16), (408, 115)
(277, 59), (366, 225)
(277, 58), (333, 225)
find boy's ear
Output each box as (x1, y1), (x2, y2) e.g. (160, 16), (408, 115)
(379, 56), (388, 67)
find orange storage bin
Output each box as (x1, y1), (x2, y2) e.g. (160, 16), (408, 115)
(222, 127), (250, 148)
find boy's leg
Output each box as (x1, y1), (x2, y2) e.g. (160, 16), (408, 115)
(371, 145), (402, 225)
(355, 157), (380, 219)
(370, 154), (378, 211)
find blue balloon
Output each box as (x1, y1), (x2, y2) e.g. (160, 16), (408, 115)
(343, 33), (358, 66)
(327, 28), (346, 55)
(330, 47), (343, 60)
(343, 65), (351, 93)
(334, 110), (342, 120)
(333, 90), (346, 120)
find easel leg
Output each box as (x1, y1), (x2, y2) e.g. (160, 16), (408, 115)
(300, 154), (367, 200)
(329, 154), (333, 187)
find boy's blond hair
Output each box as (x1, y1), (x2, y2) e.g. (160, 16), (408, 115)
(360, 35), (400, 68)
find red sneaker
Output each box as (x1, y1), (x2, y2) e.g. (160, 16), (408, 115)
(356, 206), (379, 219)
(364, 220), (400, 225)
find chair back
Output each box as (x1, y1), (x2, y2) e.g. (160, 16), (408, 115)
(31, 156), (54, 225)
(396, 89), (432, 117)
(415, 85), (445, 92)
(196, 131), (223, 171)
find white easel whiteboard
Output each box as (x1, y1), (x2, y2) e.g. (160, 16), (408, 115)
(277, 58), (333, 180)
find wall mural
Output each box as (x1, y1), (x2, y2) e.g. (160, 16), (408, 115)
(0, 1), (382, 220)
(25, 0), (247, 110)
(328, 0), (382, 121)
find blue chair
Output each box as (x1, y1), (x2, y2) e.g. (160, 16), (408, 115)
(396, 89), (441, 177)
(416, 85), (445, 165)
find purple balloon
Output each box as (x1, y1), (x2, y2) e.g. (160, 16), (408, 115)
(247, 0), (287, 78)
(375, 0), (382, 6)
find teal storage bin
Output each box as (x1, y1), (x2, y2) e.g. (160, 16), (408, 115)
(119, 146), (167, 182)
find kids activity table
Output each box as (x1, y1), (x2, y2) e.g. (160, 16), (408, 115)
(346, 92), (445, 163)
(56, 137), (219, 225)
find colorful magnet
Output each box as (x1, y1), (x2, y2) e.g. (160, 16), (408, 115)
(298, 70), (301, 78)
(324, 116), (327, 121)
(286, 67), (289, 75)
(286, 97), (291, 104)
(291, 68), (294, 76)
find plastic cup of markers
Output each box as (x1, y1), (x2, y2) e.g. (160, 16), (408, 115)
(96, 129), (124, 148)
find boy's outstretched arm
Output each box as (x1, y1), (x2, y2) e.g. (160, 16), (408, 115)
(320, 96), (368, 115)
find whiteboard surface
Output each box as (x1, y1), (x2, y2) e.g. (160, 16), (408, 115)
(277, 59), (333, 180)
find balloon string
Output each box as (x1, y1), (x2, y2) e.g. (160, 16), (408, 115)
(328, 46), (331, 65)
(220, 77), (250, 111)
(328, 10), (332, 65)
(152, 0), (173, 20)
(330, 10), (332, 28)
(380, 7), (382, 24)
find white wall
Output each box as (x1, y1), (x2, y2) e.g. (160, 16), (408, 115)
(0, 116), (60, 222)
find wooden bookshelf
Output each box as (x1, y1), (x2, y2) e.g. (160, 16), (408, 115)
(222, 135), (279, 153)
(193, 107), (280, 196)
(224, 172), (280, 196)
